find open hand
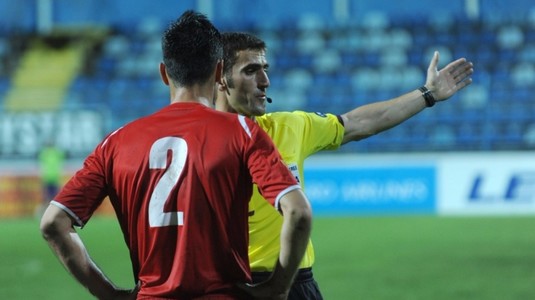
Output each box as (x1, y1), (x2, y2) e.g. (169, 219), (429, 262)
(425, 51), (474, 101)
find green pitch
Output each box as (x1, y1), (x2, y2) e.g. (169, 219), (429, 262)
(2, 215), (535, 299)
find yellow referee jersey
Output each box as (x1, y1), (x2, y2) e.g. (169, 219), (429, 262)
(249, 111), (344, 271)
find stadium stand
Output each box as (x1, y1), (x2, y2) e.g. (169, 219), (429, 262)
(4, 36), (84, 111)
(1, 4), (535, 155)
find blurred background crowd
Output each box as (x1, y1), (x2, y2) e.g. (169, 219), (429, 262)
(0, 0), (534, 160)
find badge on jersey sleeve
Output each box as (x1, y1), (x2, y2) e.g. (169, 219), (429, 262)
(287, 163), (301, 183)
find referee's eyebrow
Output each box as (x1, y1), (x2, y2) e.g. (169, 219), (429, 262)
(243, 62), (269, 72)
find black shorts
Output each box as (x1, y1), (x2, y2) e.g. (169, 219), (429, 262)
(251, 268), (324, 300)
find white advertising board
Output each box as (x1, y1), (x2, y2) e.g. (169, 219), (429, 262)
(437, 153), (535, 215)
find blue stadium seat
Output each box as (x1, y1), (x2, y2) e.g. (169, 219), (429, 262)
(0, 76), (10, 92)
(18, 10), (532, 153)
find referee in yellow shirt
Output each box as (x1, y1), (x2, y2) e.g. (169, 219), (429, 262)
(215, 32), (473, 299)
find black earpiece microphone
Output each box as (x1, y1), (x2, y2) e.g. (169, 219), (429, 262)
(267, 97), (272, 103)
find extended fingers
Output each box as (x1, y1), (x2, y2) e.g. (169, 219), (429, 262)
(455, 77), (473, 90)
(452, 61), (474, 82)
(442, 59), (473, 82)
(450, 62), (474, 91)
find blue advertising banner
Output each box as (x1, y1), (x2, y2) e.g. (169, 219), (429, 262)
(303, 166), (436, 215)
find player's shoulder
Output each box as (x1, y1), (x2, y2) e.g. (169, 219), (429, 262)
(209, 111), (261, 138)
(209, 109), (254, 126)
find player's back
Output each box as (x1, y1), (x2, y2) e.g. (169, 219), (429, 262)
(54, 101), (300, 298)
(105, 102), (258, 298)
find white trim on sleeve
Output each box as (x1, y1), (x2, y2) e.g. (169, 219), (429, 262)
(274, 185), (302, 211)
(50, 200), (85, 228)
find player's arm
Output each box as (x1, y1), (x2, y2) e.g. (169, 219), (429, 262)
(40, 204), (137, 300)
(272, 188), (312, 294)
(340, 51), (474, 144)
(239, 188), (312, 299)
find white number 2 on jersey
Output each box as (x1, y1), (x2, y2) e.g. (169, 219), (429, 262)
(148, 137), (186, 227)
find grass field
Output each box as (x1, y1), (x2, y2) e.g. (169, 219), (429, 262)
(2, 215), (535, 299)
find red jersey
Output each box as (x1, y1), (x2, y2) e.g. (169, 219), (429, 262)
(52, 102), (300, 299)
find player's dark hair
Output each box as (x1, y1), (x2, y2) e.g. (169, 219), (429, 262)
(162, 10), (222, 87)
(221, 32), (266, 88)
